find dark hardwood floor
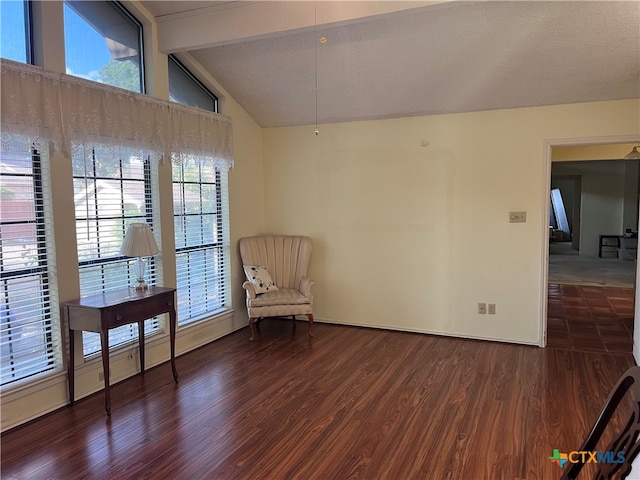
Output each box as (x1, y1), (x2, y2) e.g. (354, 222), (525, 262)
(1, 320), (636, 480)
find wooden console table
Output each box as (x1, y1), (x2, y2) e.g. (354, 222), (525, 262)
(63, 286), (178, 415)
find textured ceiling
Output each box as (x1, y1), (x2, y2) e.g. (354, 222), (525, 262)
(141, 1), (640, 128)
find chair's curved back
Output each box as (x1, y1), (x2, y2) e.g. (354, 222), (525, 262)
(239, 236), (312, 290)
(562, 366), (640, 479)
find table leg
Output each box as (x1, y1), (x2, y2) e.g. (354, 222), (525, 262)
(67, 307), (75, 406)
(169, 308), (178, 383)
(138, 320), (145, 375)
(100, 329), (111, 416)
(599, 236), (603, 258)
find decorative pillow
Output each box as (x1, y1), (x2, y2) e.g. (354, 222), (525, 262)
(243, 265), (279, 294)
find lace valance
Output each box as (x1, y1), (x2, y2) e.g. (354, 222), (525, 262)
(1, 59), (233, 169)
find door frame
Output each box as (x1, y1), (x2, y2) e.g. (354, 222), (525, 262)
(539, 135), (640, 354)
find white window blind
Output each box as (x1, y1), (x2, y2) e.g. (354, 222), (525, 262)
(0, 141), (61, 386)
(73, 143), (161, 356)
(173, 159), (230, 325)
(2, 59), (233, 379)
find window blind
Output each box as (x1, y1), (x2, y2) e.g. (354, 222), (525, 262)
(73, 143), (161, 356)
(1, 58), (234, 384)
(173, 159), (230, 325)
(0, 141), (61, 386)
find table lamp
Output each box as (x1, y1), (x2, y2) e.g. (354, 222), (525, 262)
(121, 223), (160, 290)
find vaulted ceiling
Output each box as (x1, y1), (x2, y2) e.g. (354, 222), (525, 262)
(140, 1), (640, 128)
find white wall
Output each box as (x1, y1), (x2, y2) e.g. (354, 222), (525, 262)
(580, 171), (625, 256)
(263, 100), (639, 345)
(623, 160), (639, 232)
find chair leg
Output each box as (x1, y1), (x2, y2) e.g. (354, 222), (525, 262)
(306, 313), (314, 338)
(249, 317), (257, 341)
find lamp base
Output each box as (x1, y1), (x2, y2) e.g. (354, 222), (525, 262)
(132, 279), (149, 291)
(131, 257), (149, 291)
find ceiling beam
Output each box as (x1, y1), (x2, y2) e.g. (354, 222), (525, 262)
(156, 0), (450, 53)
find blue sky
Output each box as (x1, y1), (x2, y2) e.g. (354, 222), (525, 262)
(1, 1), (111, 80)
(0, 1), (28, 62)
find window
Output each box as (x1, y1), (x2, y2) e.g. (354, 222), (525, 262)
(63, 1), (144, 92)
(0, 0), (32, 63)
(169, 55), (218, 112)
(169, 56), (228, 325)
(73, 144), (160, 355)
(173, 159), (229, 325)
(0, 142), (60, 386)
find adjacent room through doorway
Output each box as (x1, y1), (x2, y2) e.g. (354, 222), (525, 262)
(546, 147), (639, 355)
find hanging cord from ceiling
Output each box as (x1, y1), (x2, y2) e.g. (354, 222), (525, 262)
(314, 1), (319, 136)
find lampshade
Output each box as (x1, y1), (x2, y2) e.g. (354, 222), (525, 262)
(624, 146), (640, 160)
(121, 223), (159, 258)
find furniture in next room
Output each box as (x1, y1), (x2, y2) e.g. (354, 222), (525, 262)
(619, 236), (638, 261)
(561, 365), (640, 479)
(239, 235), (315, 341)
(599, 234), (639, 260)
(598, 234), (621, 258)
(63, 286), (178, 415)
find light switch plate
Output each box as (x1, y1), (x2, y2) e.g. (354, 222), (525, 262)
(509, 211), (526, 223)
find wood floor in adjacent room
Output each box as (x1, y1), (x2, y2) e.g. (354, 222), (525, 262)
(547, 283), (635, 354)
(1, 321), (635, 480)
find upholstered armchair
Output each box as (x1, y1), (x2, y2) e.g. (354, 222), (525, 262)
(239, 235), (315, 341)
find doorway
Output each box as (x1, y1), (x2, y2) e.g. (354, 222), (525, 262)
(544, 145), (639, 355)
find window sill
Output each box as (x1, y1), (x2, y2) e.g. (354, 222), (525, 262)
(1, 368), (67, 401)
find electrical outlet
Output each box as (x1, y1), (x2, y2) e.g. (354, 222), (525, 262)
(488, 303), (496, 315)
(478, 302), (487, 314)
(98, 369), (111, 382)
